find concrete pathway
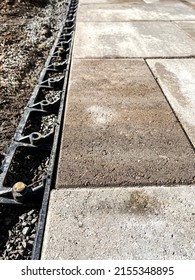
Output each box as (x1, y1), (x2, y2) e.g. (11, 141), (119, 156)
(41, 0), (195, 259)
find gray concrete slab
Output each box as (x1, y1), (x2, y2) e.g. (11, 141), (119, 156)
(79, 0), (144, 3)
(77, 3), (195, 21)
(143, 0), (166, 2)
(79, 0), (176, 3)
(175, 21), (195, 41)
(186, 0), (195, 4)
(41, 186), (195, 259)
(147, 59), (195, 147)
(56, 59), (195, 188)
(73, 22), (195, 58)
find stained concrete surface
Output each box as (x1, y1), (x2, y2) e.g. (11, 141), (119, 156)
(41, 186), (195, 259)
(56, 59), (195, 188)
(73, 22), (195, 58)
(147, 59), (195, 147)
(77, 2), (195, 21)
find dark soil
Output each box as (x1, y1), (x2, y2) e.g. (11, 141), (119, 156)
(0, 0), (66, 166)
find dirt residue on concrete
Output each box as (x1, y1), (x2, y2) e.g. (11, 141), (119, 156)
(124, 189), (161, 215)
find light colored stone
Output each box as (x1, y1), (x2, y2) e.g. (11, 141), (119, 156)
(41, 1), (195, 261)
(144, 0), (160, 2)
(143, 0), (179, 2)
(79, 0), (144, 3)
(73, 22), (195, 58)
(78, 0), (177, 3)
(41, 186), (195, 259)
(186, 0), (195, 4)
(147, 59), (195, 147)
(77, 3), (195, 21)
(175, 21), (195, 40)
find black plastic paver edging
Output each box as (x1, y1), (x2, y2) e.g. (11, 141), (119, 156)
(27, 85), (62, 111)
(13, 108), (57, 146)
(32, 25), (78, 260)
(31, 0), (79, 260)
(0, 0), (78, 198)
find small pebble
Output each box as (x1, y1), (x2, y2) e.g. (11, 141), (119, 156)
(78, 221), (83, 228)
(22, 227), (30, 236)
(22, 241), (27, 249)
(31, 218), (38, 225)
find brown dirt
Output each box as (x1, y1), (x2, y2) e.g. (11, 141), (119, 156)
(0, 0), (65, 166)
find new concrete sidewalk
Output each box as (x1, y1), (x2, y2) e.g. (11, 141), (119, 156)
(41, 0), (195, 259)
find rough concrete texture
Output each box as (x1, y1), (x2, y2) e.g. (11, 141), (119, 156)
(41, 186), (195, 259)
(73, 22), (195, 58)
(186, 0), (195, 5)
(147, 59), (195, 147)
(77, 3), (195, 21)
(175, 21), (195, 40)
(79, 0), (144, 3)
(143, 0), (171, 2)
(79, 0), (175, 3)
(57, 59), (195, 188)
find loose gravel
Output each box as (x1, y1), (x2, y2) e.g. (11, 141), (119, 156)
(37, 89), (61, 103)
(4, 147), (50, 188)
(0, 205), (39, 260)
(23, 113), (57, 136)
(47, 72), (65, 80)
(0, 0), (68, 166)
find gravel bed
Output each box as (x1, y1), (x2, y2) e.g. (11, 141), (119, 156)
(0, 205), (39, 260)
(4, 147), (50, 188)
(50, 56), (67, 64)
(0, 0), (68, 166)
(23, 113), (57, 136)
(37, 89), (61, 103)
(47, 72), (65, 80)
